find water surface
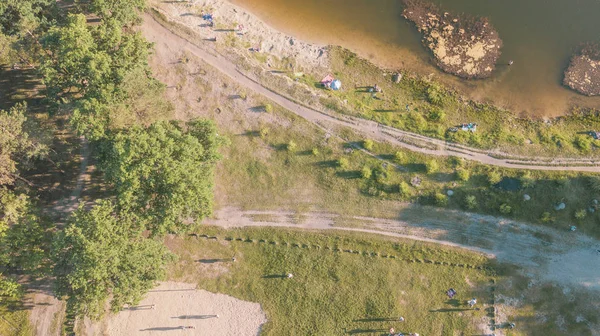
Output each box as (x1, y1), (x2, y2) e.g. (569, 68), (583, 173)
(230, 0), (600, 117)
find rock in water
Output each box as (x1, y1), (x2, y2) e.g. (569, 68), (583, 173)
(564, 46), (600, 96)
(401, 0), (503, 79)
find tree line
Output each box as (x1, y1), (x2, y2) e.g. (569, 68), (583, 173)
(0, 0), (224, 322)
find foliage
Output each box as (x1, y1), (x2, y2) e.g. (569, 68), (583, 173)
(286, 140), (297, 152)
(433, 192), (448, 206)
(363, 139), (374, 151)
(264, 103), (273, 113)
(464, 195), (478, 210)
(587, 176), (600, 193)
(499, 203), (512, 214)
(394, 151), (406, 164)
(337, 157), (349, 170)
(573, 135), (592, 152)
(455, 168), (470, 181)
(52, 201), (175, 318)
(0, 0), (57, 35)
(99, 120), (223, 235)
(311, 147), (319, 156)
(487, 170), (503, 185)
(0, 103), (48, 185)
(259, 127), (269, 138)
(425, 83), (448, 106)
(427, 107), (446, 122)
(540, 212), (554, 223)
(398, 181), (412, 198)
(425, 160), (439, 174)
(85, 0), (146, 25)
(361, 166), (372, 179)
(574, 209), (586, 220)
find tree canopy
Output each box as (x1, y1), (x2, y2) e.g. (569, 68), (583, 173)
(84, 0), (147, 26)
(100, 120), (224, 235)
(52, 201), (174, 318)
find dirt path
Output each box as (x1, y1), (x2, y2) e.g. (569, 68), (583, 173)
(143, 13), (600, 172)
(206, 206), (600, 290)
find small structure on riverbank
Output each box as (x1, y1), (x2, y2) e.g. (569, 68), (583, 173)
(401, 0), (503, 79)
(564, 46), (600, 96)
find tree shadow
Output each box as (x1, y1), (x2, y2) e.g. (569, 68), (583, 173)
(140, 327), (186, 331)
(336, 171), (362, 179)
(213, 29), (236, 32)
(315, 160), (338, 168)
(445, 299), (461, 307)
(171, 315), (218, 319)
(353, 317), (401, 322)
(429, 308), (474, 312)
(195, 258), (231, 264)
(261, 274), (288, 279)
(347, 328), (388, 334)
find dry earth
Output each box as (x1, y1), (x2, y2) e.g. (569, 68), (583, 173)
(84, 282), (267, 336)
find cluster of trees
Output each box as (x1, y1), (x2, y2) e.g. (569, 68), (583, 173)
(1, 0), (224, 321)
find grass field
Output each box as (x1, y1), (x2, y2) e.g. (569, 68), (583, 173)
(166, 227), (495, 335)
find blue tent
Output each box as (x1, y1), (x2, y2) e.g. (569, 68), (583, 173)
(331, 79), (342, 90)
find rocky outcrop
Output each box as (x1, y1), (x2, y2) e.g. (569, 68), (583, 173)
(401, 0), (503, 79)
(563, 47), (600, 96)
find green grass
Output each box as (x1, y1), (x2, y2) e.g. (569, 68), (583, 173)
(167, 227), (494, 335)
(0, 305), (34, 336)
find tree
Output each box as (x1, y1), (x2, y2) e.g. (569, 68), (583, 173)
(499, 203), (512, 215)
(0, 0), (57, 35)
(487, 170), (503, 185)
(85, 0), (146, 26)
(464, 195), (478, 210)
(394, 151), (405, 164)
(433, 192), (448, 206)
(52, 201), (174, 318)
(455, 168), (470, 181)
(0, 103), (48, 185)
(361, 166), (372, 179)
(99, 120), (223, 235)
(363, 139), (374, 151)
(337, 157), (349, 170)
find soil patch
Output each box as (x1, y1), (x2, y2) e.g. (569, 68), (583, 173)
(564, 46), (600, 96)
(401, 0), (503, 79)
(84, 282), (267, 336)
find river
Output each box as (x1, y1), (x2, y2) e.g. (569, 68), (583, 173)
(229, 0), (600, 117)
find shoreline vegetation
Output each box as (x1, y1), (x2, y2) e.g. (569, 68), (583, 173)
(564, 45), (600, 97)
(401, 0), (503, 79)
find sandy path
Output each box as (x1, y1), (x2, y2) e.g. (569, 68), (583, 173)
(85, 282), (267, 336)
(206, 207), (600, 290)
(143, 11), (600, 172)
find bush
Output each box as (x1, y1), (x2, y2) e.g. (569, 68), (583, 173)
(434, 192), (448, 206)
(286, 140), (297, 152)
(425, 160), (439, 174)
(264, 104), (273, 113)
(337, 157), (349, 170)
(363, 139), (374, 151)
(464, 195), (478, 210)
(426, 83), (447, 106)
(404, 112), (427, 132)
(398, 181), (412, 197)
(447, 156), (464, 168)
(239, 91), (247, 100)
(311, 148), (319, 156)
(499, 204), (512, 214)
(574, 135), (592, 152)
(588, 176), (600, 193)
(259, 127), (269, 138)
(574, 209), (586, 220)
(361, 166), (372, 179)
(427, 107), (446, 122)
(455, 168), (470, 181)
(487, 170), (503, 185)
(394, 151), (406, 164)
(540, 212), (554, 223)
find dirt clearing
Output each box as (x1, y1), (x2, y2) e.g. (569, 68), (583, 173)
(84, 282), (266, 336)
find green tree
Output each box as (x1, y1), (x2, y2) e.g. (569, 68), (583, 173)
(100, 120), (223, 235)
(398, 181), (412, 198)
(499, 203), (512, 215)
(433, 192), (448, 206)
(52, 201), (175, 318)
(394, 151), (405, 164)
(337, 157), (349, 170)
(85, 0), (146, 25)
(455, 168), (470, 181)
(0, 0), (57, 35)
(286, 140), (297, 152)
(487, 170), (503, 185)
(574, 209), (586, 220)
(0, 103), (48, 185)
(363, 139), (374, 151)
(361, 166), (372, 179)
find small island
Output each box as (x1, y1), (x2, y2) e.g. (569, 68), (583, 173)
(401, 0), (503, 79)
(563, 46), (600, 96)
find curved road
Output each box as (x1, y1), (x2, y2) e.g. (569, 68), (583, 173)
(143, 13), (600, 172)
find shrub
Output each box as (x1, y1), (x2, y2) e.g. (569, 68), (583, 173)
(394, 151), (406, 164)
(264, 104), (273, 113)
(363, 139), (374, 151)
(574, 135), (592, 152)
(499, 204), (512, 214)
(427, 107), (446, 122)
(259, 127), (269, 138)
(426, 83), (447, 106)
(464, 195), (478, 210)
(574, 209), (586, 220)
(311, 148), (319, 156)
(448, 156), (464, 168)
(361, 166), (372, 179)
(540, 212), (554, 223)
(239, 91), (247, 100)
(425, 160), (439, 174)
(455, 168), (470, 181)
(286, 140), (297, 152)
(434, 192), (448, 206)
(487, 170), (503, 185)
(337, 157), (349, 170)
(404, 112), (427, 132)
(398, 181), (412, 197)
(587, 176), (600, 193)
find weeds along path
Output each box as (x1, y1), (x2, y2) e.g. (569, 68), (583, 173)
(143, 13), (600, 172)
(206, 207), (600, 290)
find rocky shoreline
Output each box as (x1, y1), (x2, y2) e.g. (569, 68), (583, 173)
(563, 46), (600, 96)
(401, 0), (503, 79)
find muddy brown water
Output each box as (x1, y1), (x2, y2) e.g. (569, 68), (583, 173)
(229, 0), (600, 117)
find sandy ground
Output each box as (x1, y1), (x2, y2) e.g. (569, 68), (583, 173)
(84, 282), (267, 336)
